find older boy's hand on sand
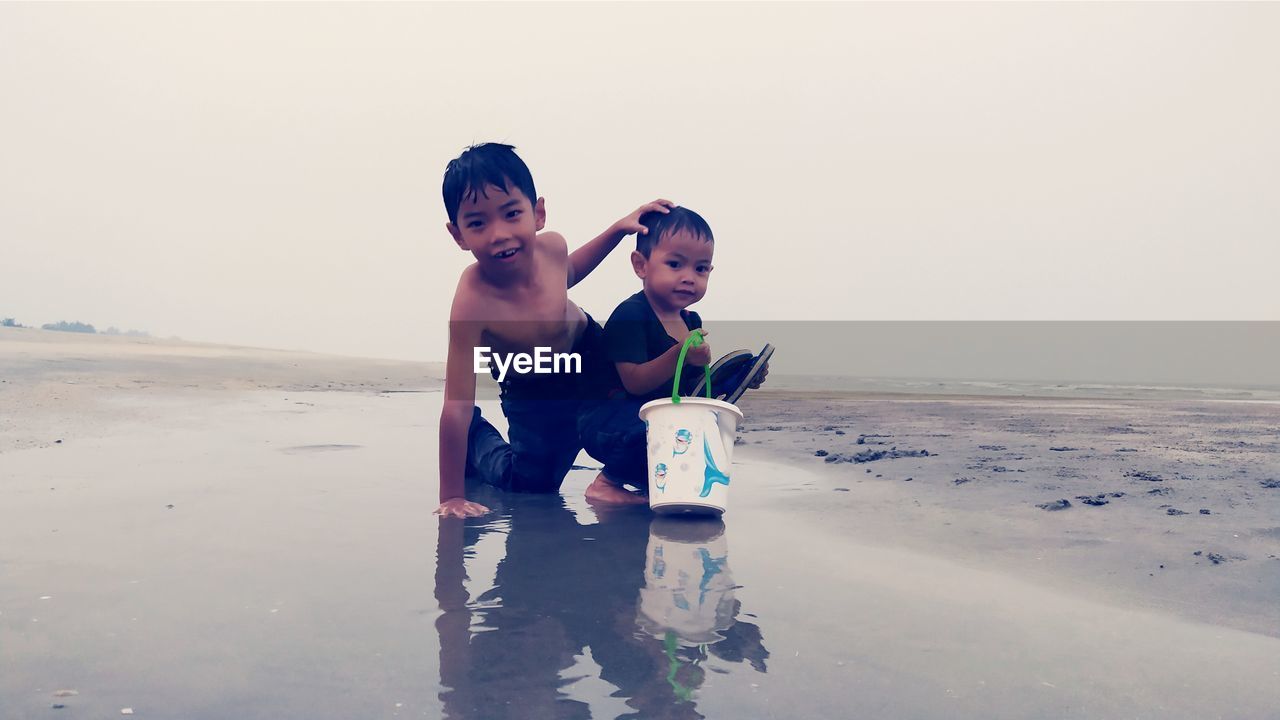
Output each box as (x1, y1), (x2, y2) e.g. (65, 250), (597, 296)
(613, 199), (675, 236)
(747, 360), (770, 389)
(435, 497), (490, 518)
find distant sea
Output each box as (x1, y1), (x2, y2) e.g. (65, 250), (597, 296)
(767, 375), (1280, 403)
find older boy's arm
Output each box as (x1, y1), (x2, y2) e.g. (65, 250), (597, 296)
(567, 199), (673, 288)
(437, 315), (490, 518)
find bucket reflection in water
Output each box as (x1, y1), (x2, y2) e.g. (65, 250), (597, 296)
(637, 517), (737, 646)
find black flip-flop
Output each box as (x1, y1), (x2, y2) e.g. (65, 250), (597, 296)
(689, 343), (774, 404)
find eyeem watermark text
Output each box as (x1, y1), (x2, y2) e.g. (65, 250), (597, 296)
(474, 347), (582, 382)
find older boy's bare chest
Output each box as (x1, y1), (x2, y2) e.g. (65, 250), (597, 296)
(479, 255), (582, 354)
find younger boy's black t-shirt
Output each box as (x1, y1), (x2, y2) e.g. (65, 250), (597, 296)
(598, 291), (703, 404)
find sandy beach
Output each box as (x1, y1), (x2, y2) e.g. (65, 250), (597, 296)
(3, 327), (1278, 719)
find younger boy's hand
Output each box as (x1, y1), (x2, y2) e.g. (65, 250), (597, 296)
(614, 199), (675, 237)
(747, 360), (770, 389)
(685, 331), (712, 367)
(435, 497), (491, 518)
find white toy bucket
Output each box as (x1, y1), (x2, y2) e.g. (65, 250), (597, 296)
(639, 396), (742, 515)
(636, 517), (736, 645)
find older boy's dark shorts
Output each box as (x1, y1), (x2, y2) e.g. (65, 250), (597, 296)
(464, 316), (605, 494)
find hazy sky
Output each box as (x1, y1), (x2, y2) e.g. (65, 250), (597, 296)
(2, 3), (1278, 363)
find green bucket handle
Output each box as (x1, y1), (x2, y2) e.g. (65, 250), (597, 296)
(672, 329), (713, 404)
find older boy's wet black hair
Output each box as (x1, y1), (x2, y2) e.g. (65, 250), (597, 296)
(442, 143), (538, 225)
(636, 206), (714, 258)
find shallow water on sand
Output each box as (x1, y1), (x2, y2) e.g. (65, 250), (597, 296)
(4, 390), (1280, 719)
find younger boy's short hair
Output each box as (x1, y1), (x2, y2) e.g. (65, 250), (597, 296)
(442, 143), (538, 225)
(636, 206), (714, 258)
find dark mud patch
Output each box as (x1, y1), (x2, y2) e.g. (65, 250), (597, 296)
(1075, 493), (1121, 506)
(856, 434), (893, 445)
(1103, 425), (1143, 434)
(1193, 550), (1238, 565)
(824, 448), (930, 464)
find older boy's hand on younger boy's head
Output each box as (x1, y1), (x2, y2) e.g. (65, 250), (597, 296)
(613, 199), (675, 237)
(434, 497), (490, 519)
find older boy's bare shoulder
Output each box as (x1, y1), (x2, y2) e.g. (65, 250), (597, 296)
(449, 264), (489, 323)
(534, 230), (568, 258)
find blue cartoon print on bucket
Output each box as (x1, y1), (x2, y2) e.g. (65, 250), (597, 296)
(654, 462), (669, 492)
(673, 428), (693, 456)
(700, 435), (730, 497)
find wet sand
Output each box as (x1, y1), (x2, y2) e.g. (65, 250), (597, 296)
(2, 328), (1278, 719)
(733, 391), (1280, 638)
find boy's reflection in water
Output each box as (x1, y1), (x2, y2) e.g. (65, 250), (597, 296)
(435, 491), (768, 719)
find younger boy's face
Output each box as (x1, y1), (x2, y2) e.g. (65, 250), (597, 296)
(632, 229), (714, 312)
(446, 183), (545, 274)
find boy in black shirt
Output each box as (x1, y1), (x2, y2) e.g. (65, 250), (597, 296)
(580, 206), (765, 504)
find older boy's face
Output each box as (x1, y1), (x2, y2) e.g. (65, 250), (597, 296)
(634, 229), (714, 312)
(446, 183), (545, 272)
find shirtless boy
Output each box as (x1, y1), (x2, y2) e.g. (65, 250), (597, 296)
(436, 143), (670, 518)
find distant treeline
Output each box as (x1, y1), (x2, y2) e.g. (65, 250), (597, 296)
(1, 317), (148, 337)
(42, 320), (97, 333)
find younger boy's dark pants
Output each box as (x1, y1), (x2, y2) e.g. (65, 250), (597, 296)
(577, 397), (649, 490)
